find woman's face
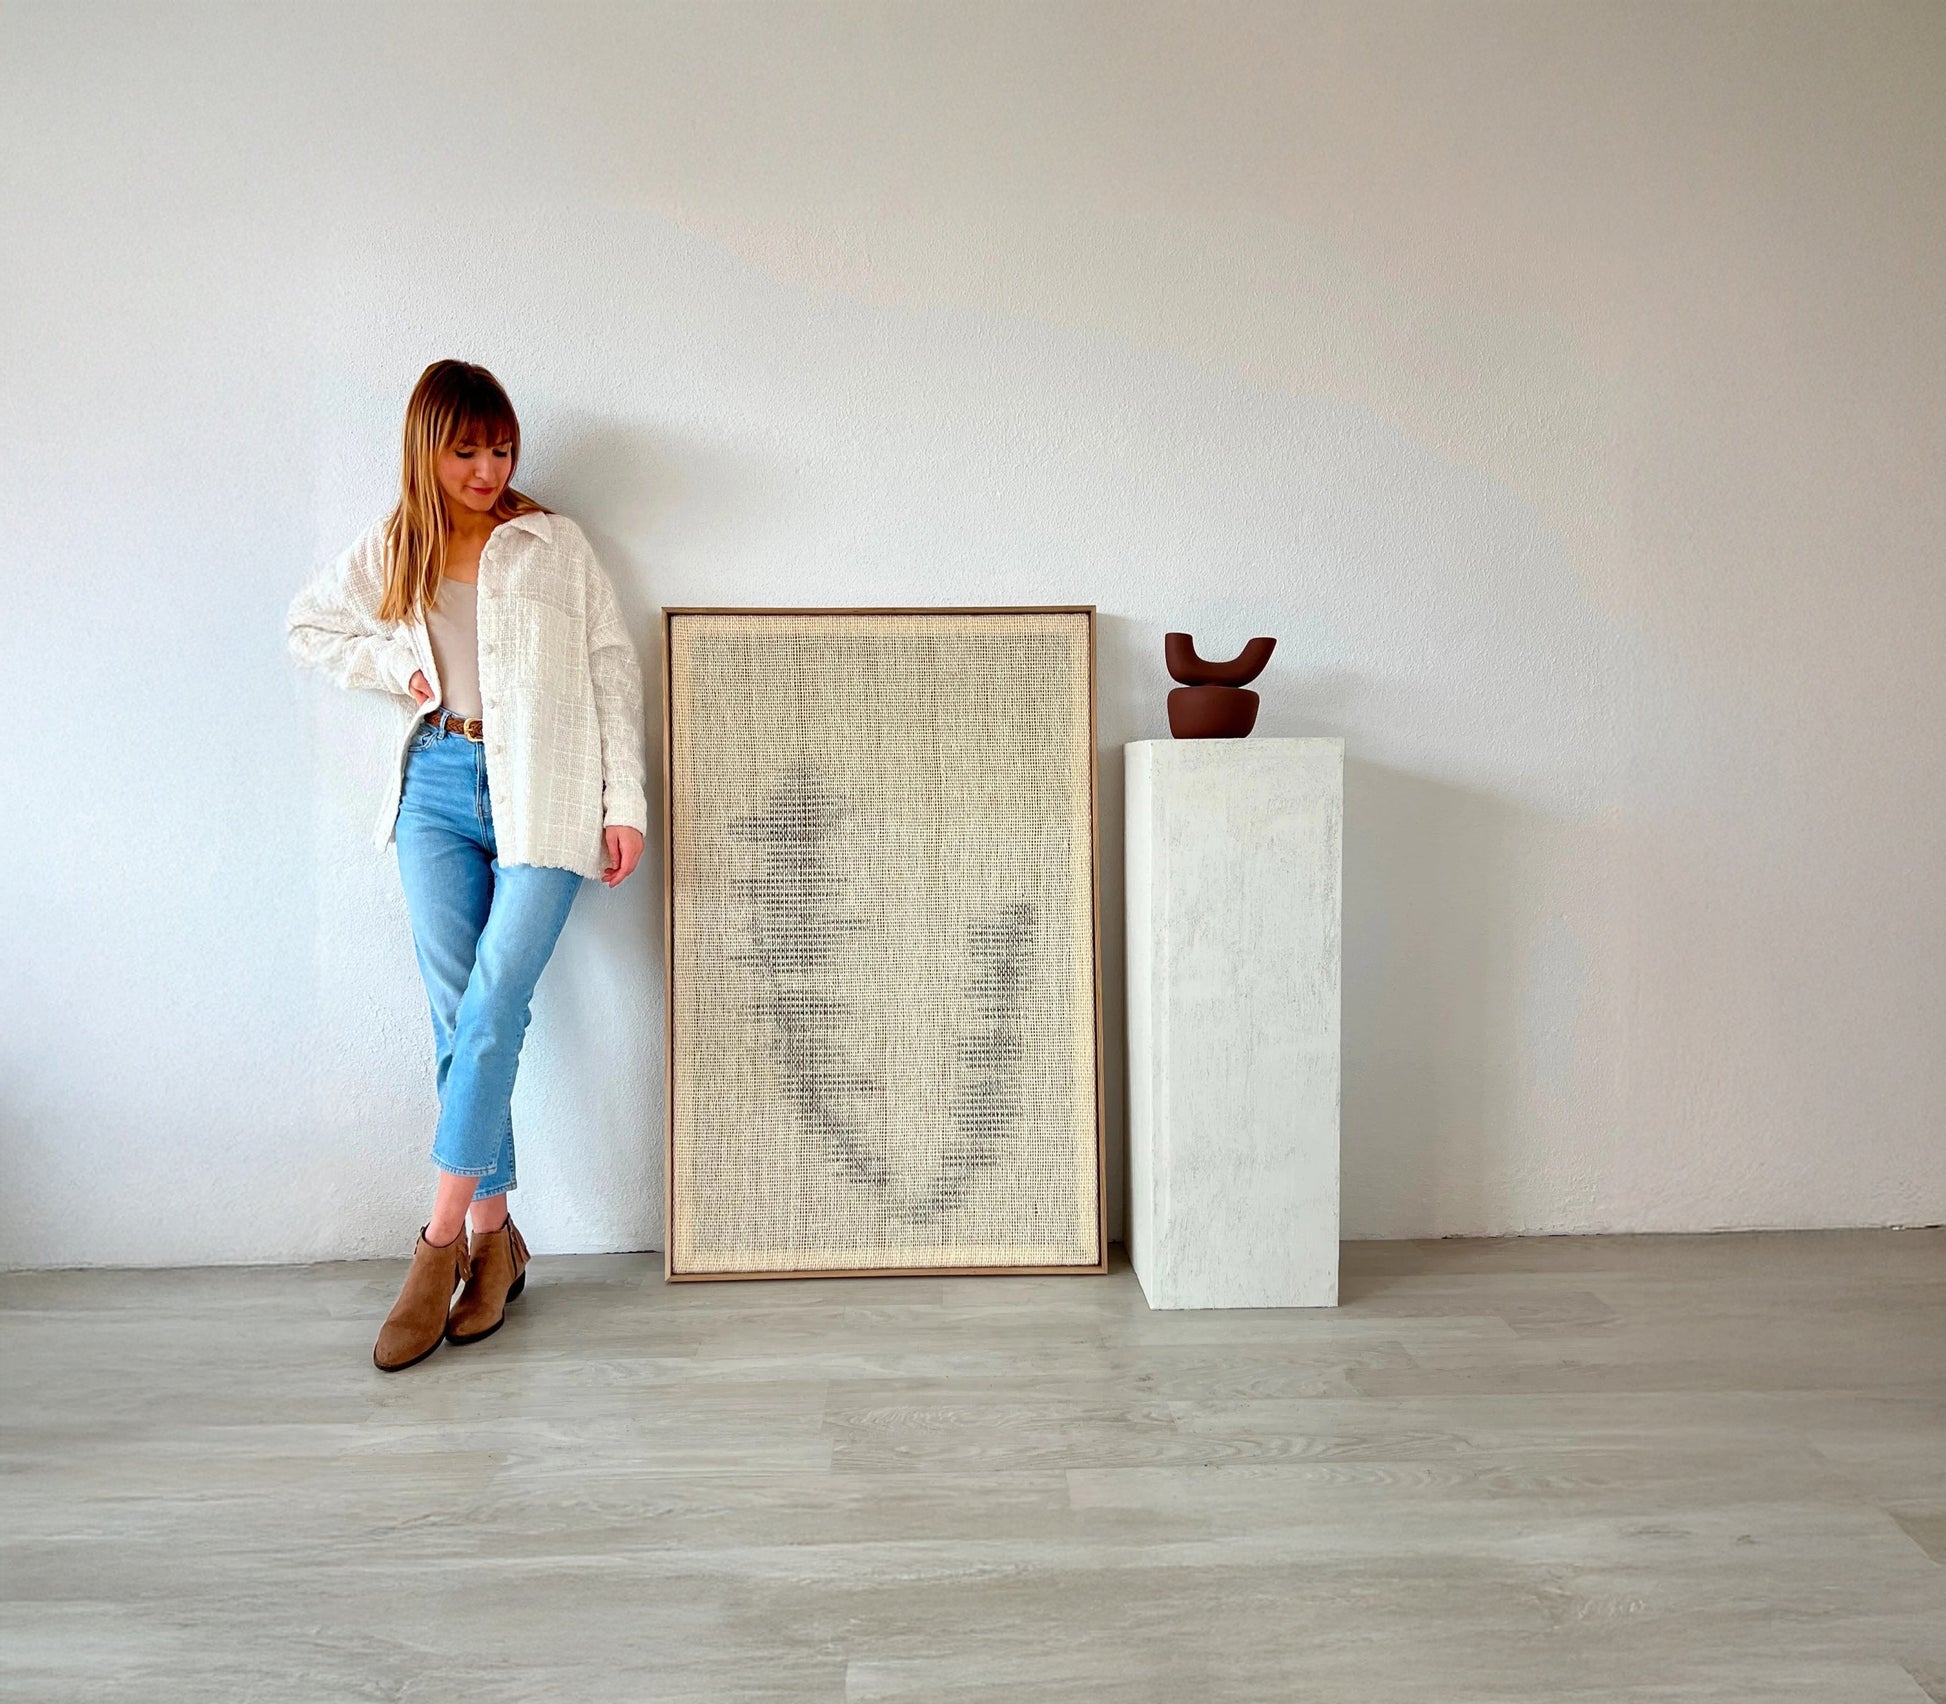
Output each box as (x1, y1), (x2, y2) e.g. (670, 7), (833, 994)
(435, 430), (513, 520)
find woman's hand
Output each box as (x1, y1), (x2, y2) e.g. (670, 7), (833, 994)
(601, 825), (645, 888)
(408, 670), (433, 706)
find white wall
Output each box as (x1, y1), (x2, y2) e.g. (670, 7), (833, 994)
(4, 1), (1942, 1269)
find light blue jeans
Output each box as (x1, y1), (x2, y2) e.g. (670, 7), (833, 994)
(393, 716), (583, 1199)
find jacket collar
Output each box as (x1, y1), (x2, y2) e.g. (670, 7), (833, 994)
(499, 509), (554, 542)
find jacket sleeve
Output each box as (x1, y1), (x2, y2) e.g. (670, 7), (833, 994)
(581, 535), (650, 837)
(286, 525), (422, 700)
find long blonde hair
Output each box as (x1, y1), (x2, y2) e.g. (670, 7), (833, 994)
(377, 360), (551, 624)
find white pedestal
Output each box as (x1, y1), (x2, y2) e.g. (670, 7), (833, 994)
(1125, 738), (1343, 1309)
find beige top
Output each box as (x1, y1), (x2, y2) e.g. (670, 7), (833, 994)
(424, 577), (482, 719)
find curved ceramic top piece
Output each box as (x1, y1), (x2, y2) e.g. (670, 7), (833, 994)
(1164, 632), (1276, 687)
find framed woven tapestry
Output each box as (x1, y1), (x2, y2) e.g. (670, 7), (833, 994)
(661, 607), (1106, 1280)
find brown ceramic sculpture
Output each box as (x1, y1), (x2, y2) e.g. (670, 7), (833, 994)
(1165, 633), (1276, 738)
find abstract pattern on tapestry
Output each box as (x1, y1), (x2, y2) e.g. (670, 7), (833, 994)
(664, 610), (1103, 1277)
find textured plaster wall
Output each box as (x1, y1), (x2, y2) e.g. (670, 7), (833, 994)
(3, 1), (1942, 1268)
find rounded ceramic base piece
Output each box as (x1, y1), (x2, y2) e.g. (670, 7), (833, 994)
(1167, 685), (1259, 739)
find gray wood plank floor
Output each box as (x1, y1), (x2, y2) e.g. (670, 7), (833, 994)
(3, 1229), (1943, 1703)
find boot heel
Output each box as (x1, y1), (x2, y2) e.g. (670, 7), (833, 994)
(506, 1270), (526, 1302)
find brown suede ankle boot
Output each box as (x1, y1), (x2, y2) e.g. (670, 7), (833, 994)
(446, 1216), (531, 1346)
(373, 1222), (473, 1372)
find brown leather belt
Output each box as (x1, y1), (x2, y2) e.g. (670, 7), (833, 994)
(426, 710), (485, 742)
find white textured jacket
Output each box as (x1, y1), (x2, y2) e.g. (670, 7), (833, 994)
(287, 509), (649, 880)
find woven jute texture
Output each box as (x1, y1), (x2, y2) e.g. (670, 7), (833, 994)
(667, 611), (1101, 1275)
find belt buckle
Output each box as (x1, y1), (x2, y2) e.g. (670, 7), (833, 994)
(463, 717), (483, 741)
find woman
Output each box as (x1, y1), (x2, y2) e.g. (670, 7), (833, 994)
(286, 359), (648, 1372)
